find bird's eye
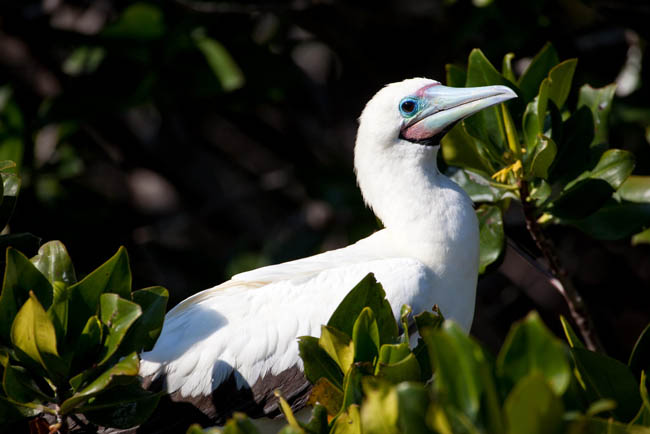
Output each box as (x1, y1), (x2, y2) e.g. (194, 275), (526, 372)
(399, 98), (419, 117)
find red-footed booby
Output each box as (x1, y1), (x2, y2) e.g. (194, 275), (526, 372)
(139, 78), (516, 430)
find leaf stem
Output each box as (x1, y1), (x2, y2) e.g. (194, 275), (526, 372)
(518, 179), (605, 353)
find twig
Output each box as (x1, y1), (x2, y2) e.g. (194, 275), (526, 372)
(519, 179), (606, 353)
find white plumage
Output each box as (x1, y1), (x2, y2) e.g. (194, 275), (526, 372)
(139, 77), (516, 424)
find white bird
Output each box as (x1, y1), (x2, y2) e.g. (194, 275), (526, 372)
(138, 77), (516, 431)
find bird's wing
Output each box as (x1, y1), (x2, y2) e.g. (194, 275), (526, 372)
(140, 233), (434, 423)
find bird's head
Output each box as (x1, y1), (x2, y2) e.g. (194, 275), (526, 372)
(354, 77), (516, 225)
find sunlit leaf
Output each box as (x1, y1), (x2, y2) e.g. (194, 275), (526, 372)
(528, 135), (557, 179)
(502, 52), (515, 82)
(619, 176), (650, 203)
(352, 307), (379, 363)
(30, 241), (76, 287)
(307, 377), (343, 416)
(360, 378), (399, 434)
(298, 336), (343, 388)
(330, 404), (361, 434)
(588, 149), (635, 190)
(547, 59), (578, 108)
(98, 293), (142, 365)
(319, 325), (353, 373)
(119, 286), (168, 354)
(193, 30), (245, 92)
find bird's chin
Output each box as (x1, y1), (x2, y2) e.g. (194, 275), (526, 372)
(399, 120), (459, 147)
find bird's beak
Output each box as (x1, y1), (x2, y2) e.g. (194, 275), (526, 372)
(400, 84), (517, 143)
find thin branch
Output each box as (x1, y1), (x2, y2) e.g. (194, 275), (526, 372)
(519, 179), (606, 353)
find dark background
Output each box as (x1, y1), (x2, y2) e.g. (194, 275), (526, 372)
(1, 0), (650, 361)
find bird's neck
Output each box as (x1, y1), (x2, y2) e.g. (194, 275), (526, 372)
(356, 144), (479, 270)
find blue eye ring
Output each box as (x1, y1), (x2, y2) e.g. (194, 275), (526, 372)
(399, 98), (419, 117)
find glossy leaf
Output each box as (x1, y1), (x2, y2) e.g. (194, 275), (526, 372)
(588, 149), (635, 190)
(352, 307), (379, 363)
(518, 43), (559, 103)
(547, 59), (578, 108)
(548, 106), (594, 183)
(319, 325), (353, 373)
(30, 241), (76, 287)
(327, 273), (397, 346)
(298, 336), (343, 388)
(578, 83), (617, 146)
(619, 176), (650, 203)
(66, 246), (132, 340)
(340, 365), (364, 411)
(571, 347), (642, 421)
(477, 205), (504, 274)
(464, 49), (512, 153)
(59, 351), (139, 414)
(529, 135), (557, 179)
(502, 52), (515, 82)
(441, 124), (494, 176)
(119, 286), (168, 354)
(98, 293), (142, 365)
(3, 363), (51, 403)
(522, 78), (549, 149)
(0, 249), (53, 344)
(71, 315), (103, 377)
(375, 352), (421, 384)
(504, 373), (564, 434)
(632, 228), (650, 246)
(497, 312), (571, 395)
(10, 292), (60, 375)
(447, 168), (515, 204)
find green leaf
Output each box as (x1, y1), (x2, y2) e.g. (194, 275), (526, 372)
(529, 135), (557, 179)
(375, 352), (421, 384)
(193, 30), (245, 92)
(504, 373), (564, 434)
(303, 404), (329, 434)
(352, 307), (379, 363)
(496, 312), (571, 395)
(220, 413), (260, 433)
(502, 53), (516, 82)
(518, 43), (559, 103)
(629, 371), (650, 427)
(578, 83), (617, 146)
(10, 292), (61, 376)
(569, 200), (650, 240)
(59, 351), (139, 414)
(571, 347), (642, 421)
(101, 3), (165, 40)
(629, 324), (650, 378)
(307, 377), (343, 416)
(477, 205), (504, 274)
(588, 149), (635, 190)
(464, 49), (513, 153)
(445, 64), (467, 88)
(66, 246), (132, 340)
(47, 282), (69, 345)
(441, 124), (494, 176)
(79, 383), (161, 429)
(119, 286), (168, 354)
(3, 363), (52, 403)
(547, 59), (578, 108)
(448, 168), (513, 204)
(360, 378), (399, 434)
(298, 336), (343, 388)
(549, 106), (595, 183)
(71, 315), (103, 377)
(319, 325), (354, 373)
(330, 405), (361, 434)
(549, 179), (614, 220)
(0, 249), (53, 344)
(425, 321), (484, 420)
(377, 343), (411, 366)
(29, 241), (76, 287)
(559, 315), (585, 350)
(632, 228), (650, 246)
(619, 176), (650, 203)
(522, 78), (549, 149)
(327, 273), (397, 347)
(395, 382), (432, 434)
(98, 293), (142, 365)
(341, 365), (364, 411)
